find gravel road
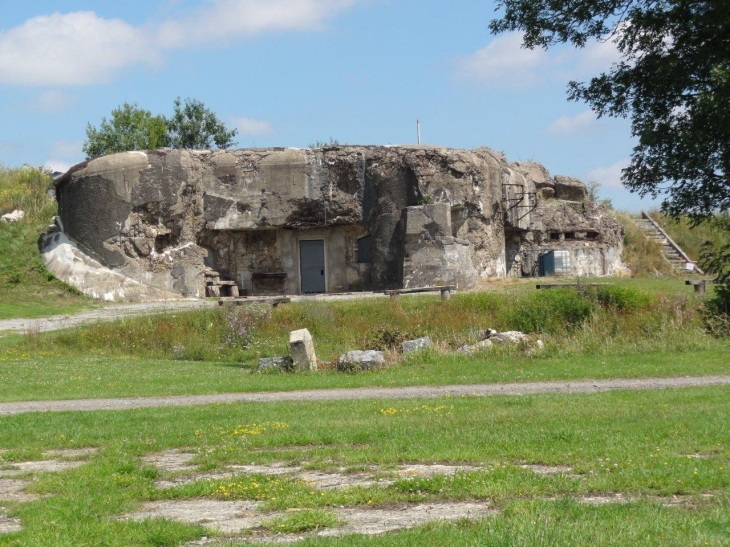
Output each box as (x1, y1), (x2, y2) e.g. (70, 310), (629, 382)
(1, 376), (727, 416)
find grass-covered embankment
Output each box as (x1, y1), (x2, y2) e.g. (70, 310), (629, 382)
(1, 279), (728, 401)
(0, 166), (88, 319)
(649, 211), (729, 263)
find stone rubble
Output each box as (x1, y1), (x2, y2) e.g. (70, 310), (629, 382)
(402, 336), (432, 354)
(457, 339), (493, 354)
(257, 357), (294, 372)
(490, 331), (529, 344)
(337, 350), (385, 371)
(0, 209), (24, 223)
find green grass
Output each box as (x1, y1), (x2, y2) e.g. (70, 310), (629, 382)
(261, 509), (343, 534)
(0, 346), (727, 403)
(0, 387), (728, 546)
(0, 279), (727, 402)
(251, 501), (729, 547)
(0, 166), (88, 319)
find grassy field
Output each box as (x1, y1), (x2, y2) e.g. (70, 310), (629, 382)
(0, 387), (728, 546)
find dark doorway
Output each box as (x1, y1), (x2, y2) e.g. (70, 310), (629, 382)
(299, 240), (326, 294)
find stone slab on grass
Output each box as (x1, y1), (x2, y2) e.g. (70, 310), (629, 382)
(258, 357), (294, 372)
(338, 350), (384, 371)
(126, 499), (497, 538)
(0, 508), (22, 534)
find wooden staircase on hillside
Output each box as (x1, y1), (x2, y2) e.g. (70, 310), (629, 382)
(634, 212), (703, 274)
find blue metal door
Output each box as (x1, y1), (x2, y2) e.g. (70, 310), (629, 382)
(299, 240), (326, 294)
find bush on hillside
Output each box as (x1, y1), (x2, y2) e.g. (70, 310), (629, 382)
(0, 166), (78, 297)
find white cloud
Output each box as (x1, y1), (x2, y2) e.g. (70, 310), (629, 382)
(454, 32), (548, 89)
(0, 12), (157, 86)
(232, 117), (274, 135)
(0, 1), (360, 86)
(586, 158), (630, 189)
(32, 90), (75, 113)
(157, 0), (358, 48)
(546, 110), (596, 135)
(578, 37), (622, 74)
(456, 30), (623, 89)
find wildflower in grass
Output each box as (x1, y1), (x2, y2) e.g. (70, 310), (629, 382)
(378, 405), (452, 416)
(223, 421), (290, 437)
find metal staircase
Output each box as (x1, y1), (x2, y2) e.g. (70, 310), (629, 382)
(635, 212), (703, 274)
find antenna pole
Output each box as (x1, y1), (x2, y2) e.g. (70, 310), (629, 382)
(417, 120), (421, 145)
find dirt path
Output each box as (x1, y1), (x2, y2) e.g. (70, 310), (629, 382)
(0, 300), (217, 334)
(0, 293), (388, 335)
(1, 376), (727, 416)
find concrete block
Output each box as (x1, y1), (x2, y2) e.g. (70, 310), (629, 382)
(289, 328), (317, 371)
(554, 176), (587, 201)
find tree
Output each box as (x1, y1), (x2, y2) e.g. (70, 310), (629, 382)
(490, 0), (729, 221)
(166, 97), (238, 150)
(83, 98), (238, 159)
(83, 103), (168, 159)
(587, 180), (614, 210)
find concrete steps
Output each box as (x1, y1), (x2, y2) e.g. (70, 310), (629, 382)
(634, 213), (703, 274)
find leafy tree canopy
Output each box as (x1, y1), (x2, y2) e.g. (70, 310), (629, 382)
(167, 97), (238, 151)
(490, 0), (730, 221)
(82, 103), (168, 160)
(83, 98), (237, 159)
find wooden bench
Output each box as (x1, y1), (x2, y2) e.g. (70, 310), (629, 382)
(685, 279), (716, 294)
(384, 285), (456, 301)
(536, 283), (613, 290)
(218, 297), (291, 307)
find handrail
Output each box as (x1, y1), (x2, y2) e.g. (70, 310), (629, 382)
(640, 212), (704, 274)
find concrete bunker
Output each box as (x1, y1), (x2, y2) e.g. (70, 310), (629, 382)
(41, 146), (625, 301)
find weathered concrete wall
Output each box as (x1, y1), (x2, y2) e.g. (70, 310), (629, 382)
(504, 200), (624, 278)
(401, 204), (477, 289)
(49, 145), (623, 300)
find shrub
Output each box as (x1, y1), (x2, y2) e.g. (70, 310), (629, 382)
(700, 226), (730, 336)
(586, 284), (652, 311)
(505, 289), (596, 334)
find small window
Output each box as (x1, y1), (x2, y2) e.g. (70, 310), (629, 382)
(550, 232), (560, 241)
(564, 232), (575, 240)
(357, 235), (373, 263)
(586, 231), (599, 240)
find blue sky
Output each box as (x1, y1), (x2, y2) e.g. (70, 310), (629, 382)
(0, 0), (660, 211)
